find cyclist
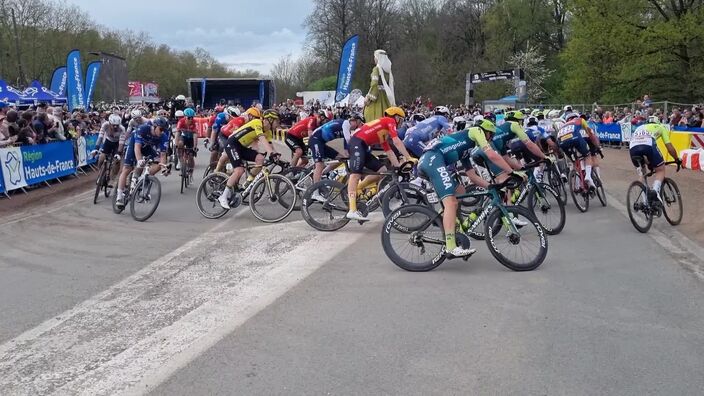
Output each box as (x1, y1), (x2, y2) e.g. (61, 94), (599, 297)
(217, 109), (280, 210)
(418, 119), (515, 257)
(93, 114), (127, 171)
(495, 111), (547, 170)
(629, 116), (680, 202)
(208, 107), (239, 171)
(524, 115), (562, 182)
(213, 107), (257, 173)
(580, 113), (604, 180)
(346, 106), (414, 221)
(175, 108), (199, 176)
(308, 114), (363, 201)
(126, 109), (146, 136)
(556, 112), (598, 189)
(453, 115), (467, 132)
(285, 110), (325, 168)
(402, 106), (452, 159)
(115, 117), (171, 209)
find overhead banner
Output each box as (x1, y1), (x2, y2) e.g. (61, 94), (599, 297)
(335, 35), (359, 103)
(0, 141), (76, 192)
(470, 69), (521, 84)
(66, 49), (85, 111)
(84, 61), (102, 108)
(50, 66), (67, 97)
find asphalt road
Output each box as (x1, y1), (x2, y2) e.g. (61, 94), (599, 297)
(1, 143), (703, 395)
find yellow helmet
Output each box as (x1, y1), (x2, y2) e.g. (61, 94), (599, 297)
(245, 107), (262, 118)
(384, 106), (406, 119)
(477, 119), (497, 134)
(506, 110), (525, 121)
(262, 109), (280, 120)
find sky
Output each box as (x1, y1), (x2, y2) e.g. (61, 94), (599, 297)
(65, 0), (315, 75)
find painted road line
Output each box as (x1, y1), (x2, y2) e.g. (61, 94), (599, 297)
(0, 217), (376, 395)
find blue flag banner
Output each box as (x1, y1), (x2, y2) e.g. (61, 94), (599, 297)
(50, 66), (67, 97)
(590, 122), (623, 143)
(335, 35), (359, 103)
(259, 81), (265, 106)
(0, 79), (22, 104)
(0, 141), (76, 191)
(84, 61), (102, 109)
(201, 78), (206, 108)
(66, 49), (85, 111)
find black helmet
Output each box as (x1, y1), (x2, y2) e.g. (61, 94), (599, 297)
(153, 117), (169, 130)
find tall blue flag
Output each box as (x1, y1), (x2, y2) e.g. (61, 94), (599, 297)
(66, 49), (85, 111)
(201, 78), (207, 108)
(50, 67), (67, 97)
(259, 81), (265, 106)
(84, 61), (102, 108)
(334, 35), (359, 103)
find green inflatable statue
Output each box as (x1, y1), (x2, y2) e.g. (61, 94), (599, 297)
(363, 49), (396, 122)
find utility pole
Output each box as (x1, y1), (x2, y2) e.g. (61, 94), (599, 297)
(10, 8), (26, 86)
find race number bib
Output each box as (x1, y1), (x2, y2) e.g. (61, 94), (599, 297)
(557, 124), (575, 142)
(630, 128), (653, 146)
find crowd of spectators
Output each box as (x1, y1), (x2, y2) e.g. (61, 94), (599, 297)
(588, 95), (704, 128)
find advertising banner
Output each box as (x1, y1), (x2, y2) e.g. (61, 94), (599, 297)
(335, 35), (359, 103)
(144, 82), (159, 98)
(1, 142), (76, 191)
(590, 122), (622, 143)
(66, 49), (86, 111)
(50, 66), (68, 97)
(84, 61), (102, 108)
(128, 81), (143, 97)
(194, 117), (210, 138)
(76, 134), (99, 167)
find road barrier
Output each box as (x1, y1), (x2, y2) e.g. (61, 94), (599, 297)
(0, 134), (98, 195)
(680, 149), (704, 171)
(589, 122), (703, 161)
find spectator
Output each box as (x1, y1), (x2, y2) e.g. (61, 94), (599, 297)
(669, 107), (682, 126)
(642, 94), (652, 108)
(678, 109), (693, 127)
(630, 110), (645, 126)
(602, 111), (614, 124)
(689, 106), (703, 128)
(0, 102), (9, 141)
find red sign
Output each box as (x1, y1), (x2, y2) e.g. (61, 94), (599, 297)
(128, 81), (143, 97)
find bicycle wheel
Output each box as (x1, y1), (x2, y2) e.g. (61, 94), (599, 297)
(527, 183), (566, 235)
(103, 162), (115, 198)
(93, 163), (107, 204)
(249, 174), (296, 223)
(381, 182), (428, 217)
(626, 181), (652, 233)
(301, 179), (350, 231)
(546, 166), (568, 205)
(196, 172), (230, 219)
(130, 175), (162, 222)
(593, 170), (607, 207)
(180, 163), (187, 194)
(203, 164), (213, 179)
(281, 166), (310, 211)
(569, 169), (589, 213)
(381, 204), (446, 272)
(484, 205), (547, 271)
(662, 178), (683, 226)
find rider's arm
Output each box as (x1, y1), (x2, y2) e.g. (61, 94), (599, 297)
(513, 123), (546, 159)
(660, 128), (679, 161)
(471, 128), (514, 173)
(134, 143), (143, 163)
(257, 135), (276, 154)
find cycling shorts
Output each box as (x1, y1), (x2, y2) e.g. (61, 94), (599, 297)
(470, 147), (507, 177)
(285, 133), (306, 152)
(124, 145), (158, 167)
(100, 140), (119, 156)
(418, 150), (457, 200)
(348, 136), (383, 174)
(308, 133), (339, 162)
(403, 136), (426, 159)
(224, 139), (258, 169)
(558, 135), (589, 158)
(180, 134), (194, 149)
(508, 139), (540, 163)
(629, 144), (664, 171)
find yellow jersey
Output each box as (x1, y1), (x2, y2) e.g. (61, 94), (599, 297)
(233, 119), (266, 147)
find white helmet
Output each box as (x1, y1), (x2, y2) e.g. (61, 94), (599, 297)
(547, 109), (561, 119)
(434, 106), (450, 116)
(226, 106), (240, 117)
(563, 105), (573, 112)
(108, 114), (122, 125)
(564, 112), (579, 121)
(176, 94), (186, 101)
(472, 115), (484, 123)
(175, 110), (185, 118)
(131, 109), (142, 118)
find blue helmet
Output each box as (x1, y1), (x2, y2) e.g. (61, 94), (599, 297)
(153, 117), (169, 130)
(183, 108), (196, 118)
(216, 112), (227, 123)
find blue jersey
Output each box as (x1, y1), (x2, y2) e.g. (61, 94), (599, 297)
(316, 119), (345, 142)
(404, 116), (450, 143)
(131, 124), (169, 152)
(213, 112), (228, 133)
(526, 126), (551, 143)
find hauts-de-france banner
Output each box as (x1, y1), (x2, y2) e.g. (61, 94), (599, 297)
(0, 141), (76, 191)
(83, 61), (102, 108)
(335, 35), (359, 103)
(66, 49), (85, 111)
(50, 66), (68, 98)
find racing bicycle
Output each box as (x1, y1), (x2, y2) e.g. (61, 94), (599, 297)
(112, 159), (171, 222)
(93, 153), (120, 204)
(626, 158), (682, 233)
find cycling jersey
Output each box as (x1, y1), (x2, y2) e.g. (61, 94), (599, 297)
(525, 125), (551, 143)
(97, 121), (127, 146)
(176, 118), (197, 137)
(352, 117), (398, 151)
(232, 119), (266, 147)
(132, 124), (169, 151)
(288, 116), (318, 138)
(126, 117), (146, 135)
(211, 112), (228, 134)
(220, 116), (246, 138)
(403, 116), (451, 157)
(309, 119), (352, 162)
(556, 119), (589, 157)
(629, 124), (671, 148)
(493, 121), (530, 155)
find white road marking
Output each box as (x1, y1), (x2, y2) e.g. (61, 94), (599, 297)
(0, 215), (375, 395)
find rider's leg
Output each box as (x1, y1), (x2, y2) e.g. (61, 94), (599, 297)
(215, 152), (228, 173)
(291, 147), (304, 168)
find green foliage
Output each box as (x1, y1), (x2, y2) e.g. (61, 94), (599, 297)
(307, 75), (338, 91)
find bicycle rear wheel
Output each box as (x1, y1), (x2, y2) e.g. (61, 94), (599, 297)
(593, 170), (607, 207)
(546, 166), (568, 205)
(249, 174), (297, 223)
(381, 204), (446, 272)
(662, 178), (683, 226)
(281, 166), (310, 211)
(484, 205), (547, 271)
(130, 176), (162, 222)
(196, 173), (230, 219)
(527, 183), (566, 235)
(569, 169), (589, 212)
(301, 179), (350, 231)
(381, 182), (428, 217)
(626, 181), (652, 233)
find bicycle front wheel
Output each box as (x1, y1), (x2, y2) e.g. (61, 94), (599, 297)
(281, 166), (310, 211)
(196, 172), (230, 219)
(626, 180), (652, 233)
(130, 176), (162, 222)
(381, 204), (446, 272)
(527, 183), (566, 235)
(569, 169), (589, 212)
(484, 205), (547, 271)
(301, 179), (350, 231)
(662, 178), (683, 226)
(593, 170), (607, 207)
(249, 174), (296, 223)
(381, 182), (428, 217)
(93, 164), (106, 204)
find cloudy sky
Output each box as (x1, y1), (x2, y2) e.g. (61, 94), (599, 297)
(65, 0), (315, 75)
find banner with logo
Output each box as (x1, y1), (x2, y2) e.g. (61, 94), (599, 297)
(0, 79), (22, 104)
(66, 49), (86, 111)
(144, 82), (159, 98)
(50, 66), (68, 97)
(335, 35), (359, 103)
(128, 81), (143, 97)
(0, 163), (5, 193)
(76, 133), (99, 167)
(590, 122), (622, 143)
(84, 61), (102, 108)
(0, 141), (76, 192)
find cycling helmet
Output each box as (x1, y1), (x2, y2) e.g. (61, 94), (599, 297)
(108, 114), (122, 125)
(384, 106), (406, 118)
(477, 119), (497, 134)
(564, 112), (579, 121)
(547, 109), (561, 119)
(349, 113), (365, 122)
(183, 108), (196, 118)
(535, 111), (545, 119)
(175, 110), (185, 118)
(526, 116), (538, 126)
(262, 109), (280, 120)
(647, 116), (660, 124)
(157, 109), (168, 117)
(472, 115), (485, 125)
(434, 106), (450, 116)
(563, 105), (573, 112)
(412, 113), (426, 123)
(531, 109), (541, 117)
(175, 94), (186, 101)
(226, 106), (240, 117)
(317, 109), (328, 119)
(505, 110), (525, 121)
(521, 108), (532, 115)
(130, 109), (142, 118)
(245, 107), (261, 118)
(493, 108), (504, 115)
(453, 116), (467, 130)
(153, 117), (169, 129)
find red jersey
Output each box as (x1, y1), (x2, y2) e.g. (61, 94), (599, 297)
(220, 116), (246, 137)
(353, 117), (398, 151)
(176, 118), (197, 133)
(208, 114), (217, 127)
(288, 116), (318, 138)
